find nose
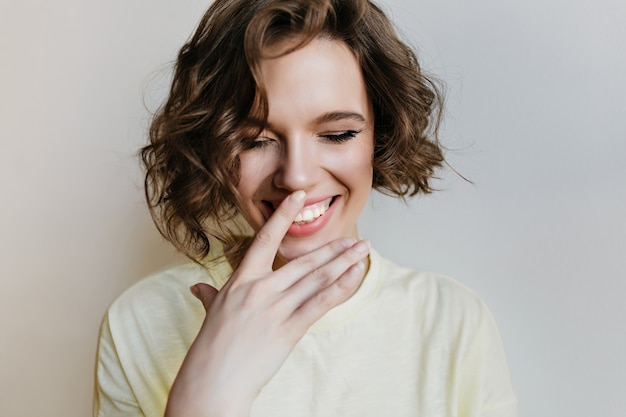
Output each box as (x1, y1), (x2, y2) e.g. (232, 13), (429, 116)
(272, 136), (319, 192)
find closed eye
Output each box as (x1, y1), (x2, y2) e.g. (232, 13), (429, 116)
(246, 137), (275, 150)
(320, 130), (361, 143)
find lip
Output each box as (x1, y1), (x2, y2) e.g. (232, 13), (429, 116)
(260, 195), (339, 237)
(262, 195), (335, 218)
(286, 196), (339, 237)
(267, 195), (335, 210)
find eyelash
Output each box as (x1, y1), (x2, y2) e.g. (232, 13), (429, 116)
(247, 138), (273, 150)
(320, 130), (361, 143)
(246, 129), (361, 150)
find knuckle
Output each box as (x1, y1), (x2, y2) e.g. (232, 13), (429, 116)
(334, 237), (355, 252)
(238, 280), (268, 311)
(335, 275), (355, 292)
(314, 289), (334, 309)
(294, 253), (317, 270)
(254, 228), (274, 247)
(309, 267), (332, 285)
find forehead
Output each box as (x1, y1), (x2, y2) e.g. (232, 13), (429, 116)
(257, 37), (372, 129)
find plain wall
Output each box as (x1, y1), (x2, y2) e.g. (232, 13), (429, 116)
(1, 1), (624, 416)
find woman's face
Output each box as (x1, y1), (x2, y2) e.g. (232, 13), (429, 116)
(237, 37), (374, 264)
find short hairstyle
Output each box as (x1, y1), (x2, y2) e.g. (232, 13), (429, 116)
(142, 0), (445, 263)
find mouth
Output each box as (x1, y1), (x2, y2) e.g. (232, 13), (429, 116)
(262, 196), (338, 224)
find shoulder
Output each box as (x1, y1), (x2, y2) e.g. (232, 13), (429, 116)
(96, 262), (220, 417)
(100, 262), (224, 373)
(109, 263), (211, 316)
(375, 251), (487, 317)
(104, 261), (230, 342)
(372, 250), (499, 347)
(116, 262), (216, 300)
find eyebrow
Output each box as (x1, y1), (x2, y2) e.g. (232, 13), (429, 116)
(245, 111), (367, 131)
(313, 111), (366, 125)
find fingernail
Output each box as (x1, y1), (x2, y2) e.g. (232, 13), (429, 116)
(189, 284), (200, 298)
(354, 240), (370, 254)
(290, 190), (306, 203)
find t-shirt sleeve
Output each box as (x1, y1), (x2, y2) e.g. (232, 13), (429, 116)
(92, 265), (210, 417)
(457, 301), (517, 417)
(93, 312), (144, 417)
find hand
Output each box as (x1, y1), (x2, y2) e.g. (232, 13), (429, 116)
(165, 190), (370, 417)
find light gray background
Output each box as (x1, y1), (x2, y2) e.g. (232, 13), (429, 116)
(1, 1), (624, 416)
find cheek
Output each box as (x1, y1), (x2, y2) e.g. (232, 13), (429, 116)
(352, 145), (375, 197)
(237, 153), (273, 198)
(332, 144), (374, 189)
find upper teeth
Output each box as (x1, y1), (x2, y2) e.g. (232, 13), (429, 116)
(294, 198), (332, 224)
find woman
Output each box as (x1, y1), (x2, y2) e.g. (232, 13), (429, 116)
(94, 0), (517, 416)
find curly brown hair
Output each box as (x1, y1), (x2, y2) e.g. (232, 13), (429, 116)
(142, 0), (445, 264)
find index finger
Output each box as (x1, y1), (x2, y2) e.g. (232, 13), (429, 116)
(239, 190), (306, 272)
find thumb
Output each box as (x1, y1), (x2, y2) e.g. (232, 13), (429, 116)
(190, 283), (218, 311)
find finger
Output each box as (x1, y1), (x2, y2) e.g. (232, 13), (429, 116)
(239, 190), (306, 272)
(290, 258), (367, 329)
(280, 239), (370, 310)
(271, 237), (356, 291)
(190, 283), (219, 312)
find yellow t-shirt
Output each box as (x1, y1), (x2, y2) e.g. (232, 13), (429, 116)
(94, 249), (517, 416)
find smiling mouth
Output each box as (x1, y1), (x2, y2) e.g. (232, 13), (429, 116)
(263, 196), (337, 224)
